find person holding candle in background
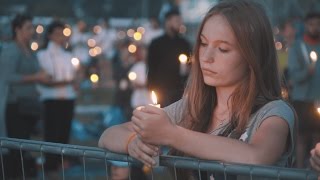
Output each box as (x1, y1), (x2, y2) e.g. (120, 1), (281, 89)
(288, 12), (320, 168)
(99, 1), (297, 179)
(129, 44), (152, 109)
(147, 8), (191, 107)
(0, 14), (51, 179)
(37, 20), (77, 173)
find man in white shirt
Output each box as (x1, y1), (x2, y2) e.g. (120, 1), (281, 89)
(37, 21), (77, 172)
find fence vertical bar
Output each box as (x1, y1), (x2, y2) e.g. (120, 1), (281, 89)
(127, 155), (131, 180)
(151, 167), (154, 180)
(0, 141), (5, 180)
(223, 163), (227, 180)
(173, 161), (177, 180)
(40, 145), (45, 180)
(249, 166), (253, 180)
(83, 151), (87, 180)
(198, 160), (202, 180)
(61, 148), (65, 180)
(104, 152), (109, 180)
(19, 143), (25, 180)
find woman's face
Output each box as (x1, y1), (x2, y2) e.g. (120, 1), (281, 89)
(199, 15), (248, 89)
(15, 20), (34, 42)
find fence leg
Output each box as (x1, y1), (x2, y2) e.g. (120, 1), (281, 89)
(40, 145), (45, 180)
(83, 151), (87, 180)
(0, 142), (5, 180)
(104, 152), (109, 180)
(198, 161), (202, 180)
(19, 143), (25, 180)
(61, 148), (65, 180)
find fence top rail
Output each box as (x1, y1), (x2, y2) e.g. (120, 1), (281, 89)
(0, 137), (317, 179)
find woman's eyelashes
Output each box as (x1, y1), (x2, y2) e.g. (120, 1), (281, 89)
(200, 39), (230, 53)
(200, 41), (207, 47)
(218, 47), (229, 53)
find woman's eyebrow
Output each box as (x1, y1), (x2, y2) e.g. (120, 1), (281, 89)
(200, 34), (232, 46)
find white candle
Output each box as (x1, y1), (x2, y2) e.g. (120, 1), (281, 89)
(149, 90), (160, 167)
(179, 54), (188, 76)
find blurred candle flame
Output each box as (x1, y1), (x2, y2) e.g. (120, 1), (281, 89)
(310, 51), (318, 63)
(90, 74), (99, 83)
(36, 25), (44, 34)
(71, 57), (80, 68)
(179, 54), (188, 64)
(128, 72), (137, 81)
(63, 28), (72, 37)
(31, 42), (39, 51)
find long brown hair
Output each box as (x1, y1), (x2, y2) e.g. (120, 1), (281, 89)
(179, 0), (282, 135)
(172, 1), (282, 178)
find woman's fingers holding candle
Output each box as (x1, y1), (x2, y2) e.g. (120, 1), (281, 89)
(132, 116), (144, 137)
(136, 106), (145, 111)
(141, 105), (163, 114)
(131, 108), (176, 146)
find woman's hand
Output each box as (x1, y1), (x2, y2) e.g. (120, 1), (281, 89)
(132, 105), (177, 146)
(310, 143), (320, 173)
(127, 135), (159, 167)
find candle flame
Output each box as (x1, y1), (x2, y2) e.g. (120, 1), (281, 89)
(310, 51), (318, 63)
(151, 91), (158, 105)
(179, 54), (188, 64)
(317, 107), (320, 115)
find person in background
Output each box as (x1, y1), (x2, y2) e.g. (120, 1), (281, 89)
(94, 17), (117, 61)
(99, 1), (296, 179)
(287, 12), (320, 168)
(70, 19), (91, 65)
(0, 14), (51, 178)
(143, 17), (163, 45)
(130, 44), (152, 109)
(147, 8), (191, 107)
(37, 20), (77, 173)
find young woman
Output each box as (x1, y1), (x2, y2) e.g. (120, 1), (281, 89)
(99, 1), (296, 178)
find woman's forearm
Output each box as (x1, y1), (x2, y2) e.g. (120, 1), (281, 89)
(169, 118), (288, 165)
(98, 122), (135, 153)
(170, 126), (256, 163)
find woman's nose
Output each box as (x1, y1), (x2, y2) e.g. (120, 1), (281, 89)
(201, 47), (215, 63)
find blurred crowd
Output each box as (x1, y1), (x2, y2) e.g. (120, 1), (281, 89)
(0, 4), (193, 178)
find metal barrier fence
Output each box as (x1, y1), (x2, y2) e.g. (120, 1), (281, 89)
(0, 137), (318, 180)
